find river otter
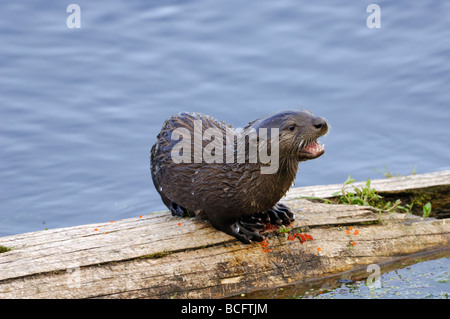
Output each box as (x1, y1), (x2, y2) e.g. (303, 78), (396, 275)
(150, 110), (328, 243)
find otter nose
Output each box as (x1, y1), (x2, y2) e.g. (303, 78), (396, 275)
(312, 117), (328, 131)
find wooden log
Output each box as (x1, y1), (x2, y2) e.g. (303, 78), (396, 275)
(285, 169), (450, 199)
(0, 170), (449, 299)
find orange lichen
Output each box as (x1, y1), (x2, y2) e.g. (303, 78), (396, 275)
(260, 239), (271, 252)
(345, 227), (359, 248)
(261, 239), (269, 248)
(286, 232), (314, 244)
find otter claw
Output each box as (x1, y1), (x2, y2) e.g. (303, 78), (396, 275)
(208, 218), (265, 244)
(267, 210), (283, 225)
(236, 221), (265, 243)
(241, 213), (270, 225)
(239, 220), (266, 231)
(239, 203), (296, 229)
(208, 204), (295, 244)
(226, 221), (265, 244)
(265, 203), (295, 225)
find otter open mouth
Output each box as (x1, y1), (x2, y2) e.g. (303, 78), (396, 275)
(299, 140), (325, 160)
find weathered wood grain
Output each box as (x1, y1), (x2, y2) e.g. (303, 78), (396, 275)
(0, 171), (449, 299)
(285, 170), (450, 199)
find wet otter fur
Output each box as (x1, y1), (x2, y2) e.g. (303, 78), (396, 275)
(150, 109), (328, 243)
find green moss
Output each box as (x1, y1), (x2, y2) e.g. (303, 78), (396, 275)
(139, 250), (171, 259)
(410, 193), (433, 208)
(0, 245), (12, 253)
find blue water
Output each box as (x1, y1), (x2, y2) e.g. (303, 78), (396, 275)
(314, 258), (450, 299)
(1, 0), (449, 236)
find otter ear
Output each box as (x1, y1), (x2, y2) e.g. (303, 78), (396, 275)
(244, 118), (259, 130)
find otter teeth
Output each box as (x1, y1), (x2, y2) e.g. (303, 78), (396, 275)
(303, 141), (324, 154)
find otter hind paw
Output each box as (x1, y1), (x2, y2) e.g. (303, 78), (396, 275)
(169, 202), (192, 217)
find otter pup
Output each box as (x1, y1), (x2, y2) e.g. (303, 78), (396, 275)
(150, 110), (328, 243)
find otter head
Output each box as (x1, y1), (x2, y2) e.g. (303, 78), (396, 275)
(251, 109), (328, 162)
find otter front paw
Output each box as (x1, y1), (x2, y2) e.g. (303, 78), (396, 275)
(210, 218), (265, 244)
(240, 203), (296, 228)
(235, 220), (266, 243)
(264, 203), (296, 225)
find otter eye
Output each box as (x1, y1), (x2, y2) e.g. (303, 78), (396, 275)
(288, 125), (295, 131)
